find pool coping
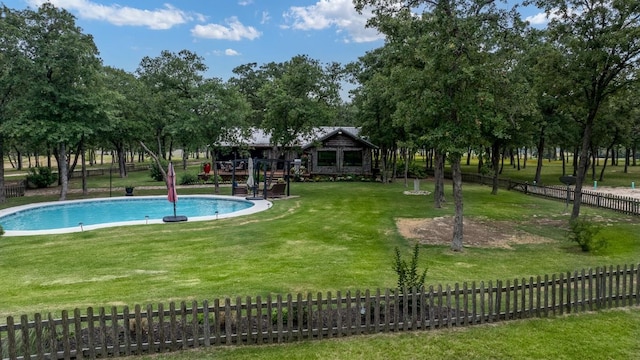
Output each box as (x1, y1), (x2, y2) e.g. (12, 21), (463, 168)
(0, 195), (272, 236)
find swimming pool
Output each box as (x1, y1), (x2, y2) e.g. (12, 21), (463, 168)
(0, 195), (271, 236)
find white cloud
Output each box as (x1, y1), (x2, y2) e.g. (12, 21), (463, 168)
(191, 17), (261, 41)
(27, 0), (201, 30)
(525, 12), (549, 25)
(225, 48), (240, 56)
(525, 7), (584, 27)
(238, 0), (253, 6)
(261, 11), (271, 25)
(282, 0), (383, 43)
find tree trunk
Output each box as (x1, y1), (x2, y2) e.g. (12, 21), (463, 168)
(590, 145), (597, 181)
(391, 149), (398, 181)
(182, 143), (188, 170)
(81, 138), (88, 196)
(16, 149), (22, 170)
(571, 116), (596, 221)
(450, 156), (464, 252)
(211, 149), (220, 194)
(139, 141), (168, 188)
(433, 150), (446, 208)
(67, 141), (82, 177)
(116, 144), (128, 178)
(624, 147), (630, 173)
(599, 140), (616, 182)
(403, 148), (409, 187)
(491, 141), (500, 195)
(0, 137), (5, 203)
(58, 143), (68, 201)
(381, 147), (388, 184)
(499, 146), (506, 174)
(573, 146), (579, 176)
(534, 128), (545, 184)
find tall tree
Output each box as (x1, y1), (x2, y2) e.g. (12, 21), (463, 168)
(356, 0), (519, 251)
(136, 49), (207, 179)
(349, 46), (406, 185)
(229, 62), (271, 127)
(0, 6), (29, 202)
(187, 78), (251, 193)
(528, 0), (640, 220)
(8, 3), (102, 200)
(99, 66), (148, 177)
(259, 55), (341, 156)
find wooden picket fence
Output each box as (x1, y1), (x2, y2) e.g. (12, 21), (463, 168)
(2, 182), (25, 199)
(521, 184), (640, 215)
(1, 264), (638, 359)
(426, 170), (640, 216)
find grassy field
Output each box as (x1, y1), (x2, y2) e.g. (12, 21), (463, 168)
(0, 160), (639, 359)
(1, 181), (638, 315)
(457, 157), (640, 188)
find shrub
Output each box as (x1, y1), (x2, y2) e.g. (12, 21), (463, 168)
(0, 225), (4, 236)
(271, 305), (308, 327)
(180, 173), (199, 185)
(397, 161), (427, 178)
(567, 219), (608, 252)
(392, 244), (428, 293)
(26, 167), (57, 188)
(149, 160), (168, 182)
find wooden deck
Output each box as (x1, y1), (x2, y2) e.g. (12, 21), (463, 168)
(198, 169), (289, 182)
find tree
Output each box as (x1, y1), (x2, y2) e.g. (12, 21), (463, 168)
(186, 78), (251, 193)
(229, 62), (270, 127)
(528, 0), (640, 220)
(136, 49), (207, 180)
(355, 0), (519, 251)
(8, 3), (102, 200)
(0, 6), (30, 202)
(99, 66), (148, 178)
(259, 55), (341, 157)
(349, 46), (406, 185)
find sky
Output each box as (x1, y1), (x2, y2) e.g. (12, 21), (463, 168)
(2, 0), (548, 83)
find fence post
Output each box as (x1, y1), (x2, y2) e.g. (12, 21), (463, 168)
(21, 314), (31, 360)
(86, 308), (95, 358)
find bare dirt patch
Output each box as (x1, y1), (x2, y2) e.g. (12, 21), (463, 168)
(582, 185), (640, 199)
(396, 217), (557, 249)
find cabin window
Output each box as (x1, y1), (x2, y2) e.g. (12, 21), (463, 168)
(317, 150), (337, 166)
(343, 150), (363, 166)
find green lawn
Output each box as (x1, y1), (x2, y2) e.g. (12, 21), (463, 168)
(0, 169), (638, 359)
(457, 157), (640, 188)
(0, 180), (638, 318)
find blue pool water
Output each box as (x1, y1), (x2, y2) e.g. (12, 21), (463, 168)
(0, 195), (270, 235)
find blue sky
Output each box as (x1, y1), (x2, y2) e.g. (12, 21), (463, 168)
(3, 0), (547, 82)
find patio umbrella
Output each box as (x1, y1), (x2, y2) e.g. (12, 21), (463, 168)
(163, 162), (187, 222)
(246, 157), (255, 189)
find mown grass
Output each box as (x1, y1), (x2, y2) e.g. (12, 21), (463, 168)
(0, 180), (638, 318)
(457, 158), (640, 188)
(0, 164), (638, 359)
(128, 308), (640, 360)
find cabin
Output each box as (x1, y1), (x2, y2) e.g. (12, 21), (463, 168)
(301, 127), (377, 177)
(218, 127), (378, 177)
